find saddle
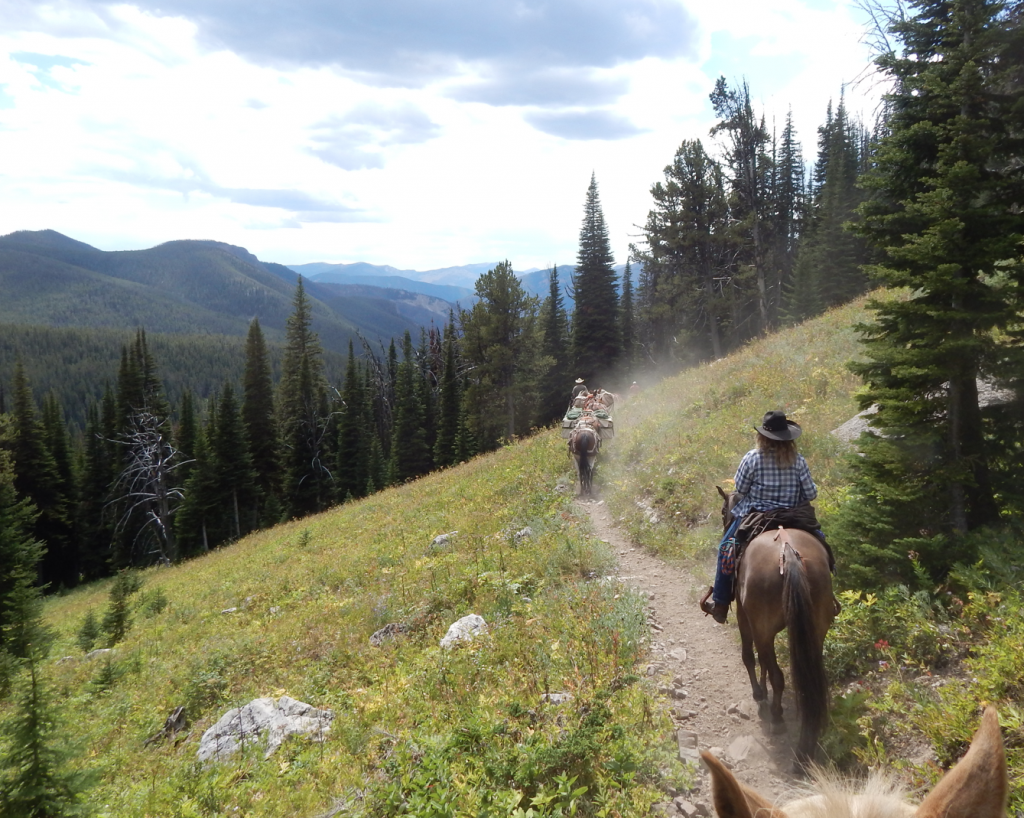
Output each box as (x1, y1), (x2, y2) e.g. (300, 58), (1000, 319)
(732, 504), (835, 575)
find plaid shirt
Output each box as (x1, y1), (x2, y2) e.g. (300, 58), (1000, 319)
(731, 448), (817, 520)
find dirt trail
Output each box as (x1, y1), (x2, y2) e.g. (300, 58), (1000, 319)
(581, 497), (811, 814)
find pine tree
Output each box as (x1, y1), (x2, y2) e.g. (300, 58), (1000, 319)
(570, 174), (621, 384)
(433, 322), (463, 468)
(710, 77), (774, 333)
(7, 362), (69, 589)
(773, 109), (805, 303)
(241, 319), (280, 524)
(0, 445), (45, 677)
(111, 332), (174, 567)
(460, 261), (547, 448)
(0, 657), (89, 817)
(279, 278), (334, 517)
(632, 139), (732, 365)
(619, 260), (637, 377)
(77, 399), (114, 582)
(336, 342), (368, 500)
(388, 332), (431, 484)
(39, 394), (77, 589)
(210, 384), (257, 542)
(835, 0), (1024, 586)
(175, 416), (215, 558)
(536, 266), (571, 425)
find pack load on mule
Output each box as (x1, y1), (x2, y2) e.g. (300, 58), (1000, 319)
(562, 388), (614, 440)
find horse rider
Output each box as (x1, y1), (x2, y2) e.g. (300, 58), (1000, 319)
(700, 410), (829, 624)
(571, 377), (588, 401)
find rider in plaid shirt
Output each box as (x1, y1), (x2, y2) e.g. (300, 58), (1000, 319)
(731, 447), (816, 520)
(700, 410), (818, 624)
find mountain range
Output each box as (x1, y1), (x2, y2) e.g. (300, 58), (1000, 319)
(0, 229), (635, 357)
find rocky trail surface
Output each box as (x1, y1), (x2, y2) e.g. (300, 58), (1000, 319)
(582, 497), (811, 816)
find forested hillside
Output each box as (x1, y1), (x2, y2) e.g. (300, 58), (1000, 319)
(0, 324), (347, 431)
(0, 230), (450, 354)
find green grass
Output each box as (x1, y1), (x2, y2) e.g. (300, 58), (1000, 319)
(24, 432), (687, 817)
(11, 290), (1022, 814)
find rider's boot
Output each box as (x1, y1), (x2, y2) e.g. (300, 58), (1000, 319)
(699, 586), (729, 624)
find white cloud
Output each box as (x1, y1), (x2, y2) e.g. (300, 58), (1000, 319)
(0, 0), (881, 270)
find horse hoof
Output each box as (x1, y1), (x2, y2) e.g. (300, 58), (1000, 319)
(771, 720), (787, 735)
(756, 700), (771, 721)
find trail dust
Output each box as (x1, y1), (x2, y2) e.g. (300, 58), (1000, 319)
(580, 495), (813, 814)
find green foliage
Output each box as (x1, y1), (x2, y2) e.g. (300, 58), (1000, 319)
(76, 611), (100, 653)
(460, 261), (548, 447)
(632, 138), (731, 367)
(367, 685), (685, 818)
(100, 572), (143, 646)
(571, 175), (621, 384)
(824, 586), (959, 682)
(840, 0), (1024, 569)
(0, 440), (46, 673)
(0, 659), (90, 817)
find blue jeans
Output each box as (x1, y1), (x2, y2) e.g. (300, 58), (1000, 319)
(713, 517), (742, 607)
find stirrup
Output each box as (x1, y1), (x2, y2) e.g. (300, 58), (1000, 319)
(699, 587), (728, 624)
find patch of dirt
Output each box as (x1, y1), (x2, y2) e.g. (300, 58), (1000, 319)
(581, 496), (813, 814)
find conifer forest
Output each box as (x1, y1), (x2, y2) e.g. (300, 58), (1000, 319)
(1, 0), (1022, 606)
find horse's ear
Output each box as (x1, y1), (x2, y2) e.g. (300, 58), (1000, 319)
(716, 485), (729, 501)
(702, 751), (787, 818)
(917, 707), (1007, 818)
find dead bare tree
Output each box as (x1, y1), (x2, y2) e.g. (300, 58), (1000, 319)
(109, 410), (187, 565)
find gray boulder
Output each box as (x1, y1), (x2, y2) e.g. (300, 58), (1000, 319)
(197, 696), (333, 763)
(439, 614), (487, 649)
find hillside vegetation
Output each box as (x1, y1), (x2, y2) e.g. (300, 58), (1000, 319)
(0, 230), (449, 362)
(21, 295), (1022, 815)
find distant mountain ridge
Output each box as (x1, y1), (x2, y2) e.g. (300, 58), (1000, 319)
(288, 260), (637, 304)
(0, 230), (458, 356)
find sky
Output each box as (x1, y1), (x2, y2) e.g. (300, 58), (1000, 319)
(0, 0), (885, 272)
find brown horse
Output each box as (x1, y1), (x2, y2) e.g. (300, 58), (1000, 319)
(569, 424), (600, 495)
(703, 706), (1008, 818)
(717, 487), (836, 768)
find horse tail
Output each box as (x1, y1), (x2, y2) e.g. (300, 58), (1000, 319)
(782, 540), (828, 757)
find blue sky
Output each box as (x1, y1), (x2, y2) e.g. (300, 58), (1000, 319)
(0, 0), (882, 271)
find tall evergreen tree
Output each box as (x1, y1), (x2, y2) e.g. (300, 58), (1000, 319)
(110, 333), (175, 567)
(633, 138), (732, 365)
(433, 322), (463, 468)
(279, 278), (334, 517)
(7, 363), (70, 590)
(619, 260), (637, 378)
(336, 342), (368, 500)
(174, 414), (215, 558)
(388, 332), (431, 485)
(710, 77), (775, 334)
(39, 394), (77, 589)
(460, 261), (547, 448)
(77, 400), (113, 582)
(210, 384), (257, 542)
(571, 174), (621, 385)
(835, 0), (1024, 586)
(0, 442), (45, 677)
(241, 318), (280, 525)
(536, 265), (571, 425)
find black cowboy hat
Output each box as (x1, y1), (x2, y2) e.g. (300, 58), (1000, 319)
(756, 410), (802, 441)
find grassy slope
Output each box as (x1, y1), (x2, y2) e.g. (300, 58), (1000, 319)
(603, 297), (867, 568)
(29, 293), (1019, 814)
(35, 433), (680, 817)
